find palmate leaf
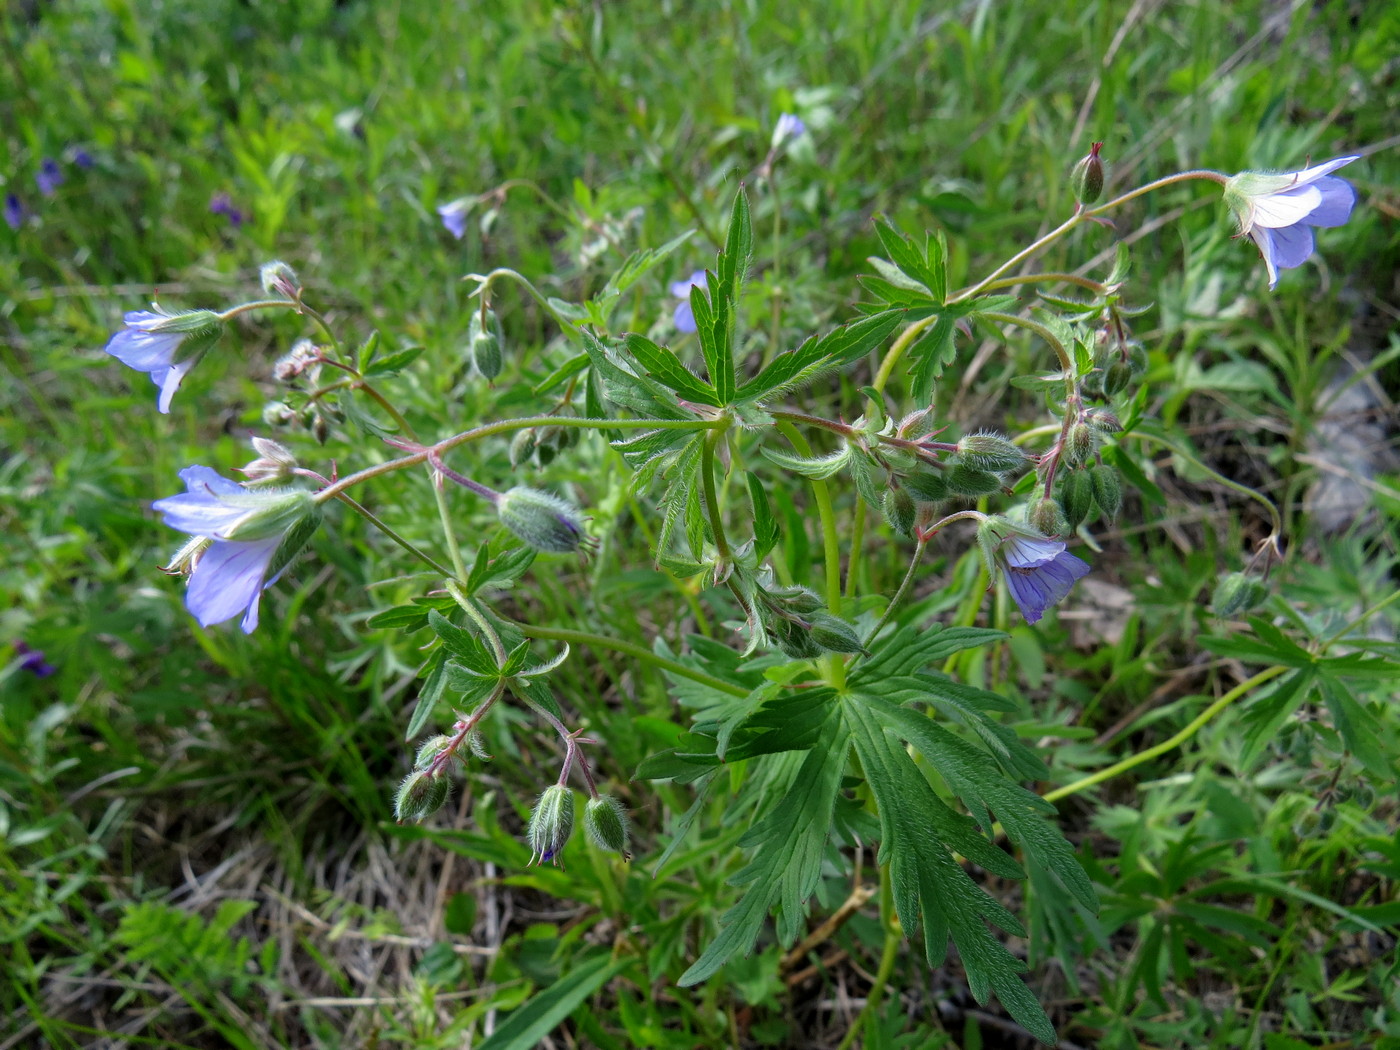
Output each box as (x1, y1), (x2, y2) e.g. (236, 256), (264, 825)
(844, 698), (1056, 1045)
(678, 712), (848, 986)
(734, 309), (904, 403)
(622, 332), (720, 406)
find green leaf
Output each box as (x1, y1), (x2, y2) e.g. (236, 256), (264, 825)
(1318, 673), (1391, 777)
(532, 352), (589, 397)
(735, 310), (903, 403)
(367, 604), (432, 632)
(622, 333), (720, 406)
(907, 314), (957, 403)
(874, 218), (946, 302)
(747, 472), (779, 559)
(363, 347), (424, 376)
(428, 610), (499, 676)
(759, 444), (850, 480)
(1238, 670), (1312, 771)
(476, 951), (630, 1050)
(854, 623), (1005, 681)
(405, 651), (449, 741)
(679, 718), (848, 986)
(845, 699), (1055, 1045)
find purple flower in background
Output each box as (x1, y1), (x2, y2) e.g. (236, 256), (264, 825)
(4, 194), (23, 230)
(14, 641), (57, 678)
(437, 198), (471, 240)
(209, 192), (246, 227)
(987, 525), (1091, 624)
(670, 270), (707, 333)
(36, 158), (64, 197)
(1223, 155), (1360, 289)
(104, 308), (224, 413)
(772, 112), (806, 149)
(72, 148), (95, 170)
(154, 466), (319, 633)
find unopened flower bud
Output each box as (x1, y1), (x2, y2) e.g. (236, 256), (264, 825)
(1084, 408), (1122, 434)
(1058, 470), (1096, 528)
(528, 784), (575, 866)
(469, 309), (504, 381)
(509, 428), (536, 468)
(766, 585), (824, 615)
(497, 487), (589, 554)
(584, 794), (631, 859)
(956, 432), (1028, 474)
(904, 470), (948, 503)
(413, 734), (470, 773)
(770, 616), (823, 660)
(1089, 465), (1122, 520)
(945, 463), (1003, 497)
(883, 487), (916, 536)
(1070, 142), (1105, 206)
(394, 768), (451, 823)
(262, 400), (297, 426)
(260, 259), (301, 300)
(1212, 571), (1269, 617)
(1028, 497), (1069, 538)
(312, 412), (329, 445)
(809, 611), (868, 655)
(1104, 361), (1133, 396)
(1064, 423), (1096, 468)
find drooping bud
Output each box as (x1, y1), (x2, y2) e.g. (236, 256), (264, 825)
(584, 794), (631, 860)
(1028, 497), (1070, 538)
(808, 611), (868, 655)
(769, 616), (823, 660)
(496, 487), (590, 554)
(1212, 571), (1269, 617)
(956, 432), (1028, 474)
(883, 487), (916, 536)
(240, 437), (298, 486)
(1084, 408), (1122, 434)
(904, 470), (949, 503)
(1058, 470), (1096, 528)
(468, 308), (504, 381)
(1089, 465), (1122, 520)
(1103, 361), (1132, 396)
(945, 463), (1003, 497)
(1070, 142), (1105, 206)
(1063, 423), (1096, 468)
(394, 768), (451, 824)
(259, 259), (301, 300)
(528, 784), (576, 866)
(765, 585), (825, 615)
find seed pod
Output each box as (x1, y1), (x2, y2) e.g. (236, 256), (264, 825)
(1212, 571), (1269, 617)
(584, 795), (631, 860)
(1069, 142), (1105, 206)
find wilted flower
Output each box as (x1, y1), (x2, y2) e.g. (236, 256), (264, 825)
(1223, 155), (1360, 289)
(437, 198), (471, 240)
(979, 518), (1091, 624)
(3, 194), (23, 230)
(153, 466), (320, 633)
(209, 192), (246, 227)
(36, 158), (64, 197)
(103, 308), (224, 413)
(670, 270), (707, 333)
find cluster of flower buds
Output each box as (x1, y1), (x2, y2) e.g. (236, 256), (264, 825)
(883, 430), (1028, 537)
(525, 785), (632, 865)
(756, 584), (866, 659)
(509, 417), (583, 469)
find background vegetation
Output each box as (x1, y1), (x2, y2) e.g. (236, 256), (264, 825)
(3, 1), (1397, 1047)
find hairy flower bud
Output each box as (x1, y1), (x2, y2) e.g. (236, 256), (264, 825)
(259, 259), (301, 300)
(1070, 142), (1105, 206)
(1063, 423), (1096, 469)
(1058, 470), (1096, 528)
(765, 585), (825, 615)
(1103, 361), (1133, 397)
(496, 487), (589, 554)
(956, 432), (1028, 474)
(903, 470), (948, 503)
(1028, 497), (1069, 538)
(1084, 408), (1122, 434)
(528, 784), (575, 866)
(945, 463), (1003, 497)
(468, 309), (504, 381)
(240, 437), (298, 486)
(584, 794), (631, 859)
(809, 611), (868, 655)
(1089, 465), (1122, 520)
(883, 487), (916, 536)
(262, 401), (298, 427)
(394, 768), (450, 824)
(1212, 571), (1269, 617)
(770, 616), (823, 660)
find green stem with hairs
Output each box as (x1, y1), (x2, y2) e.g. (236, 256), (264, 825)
(511, 623), (748, 698)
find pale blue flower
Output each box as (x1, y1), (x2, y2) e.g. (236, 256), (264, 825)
(438, 198), (471, 240)
(994, 530), (1090, 624)
(772, 112), (806, 149)
(36, 158), (63, 197)
(104, 308), (223, 413)
(1224, 155), (1360, 289)
(670, 270), (707, 333)
(154, 466), (319, 633)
